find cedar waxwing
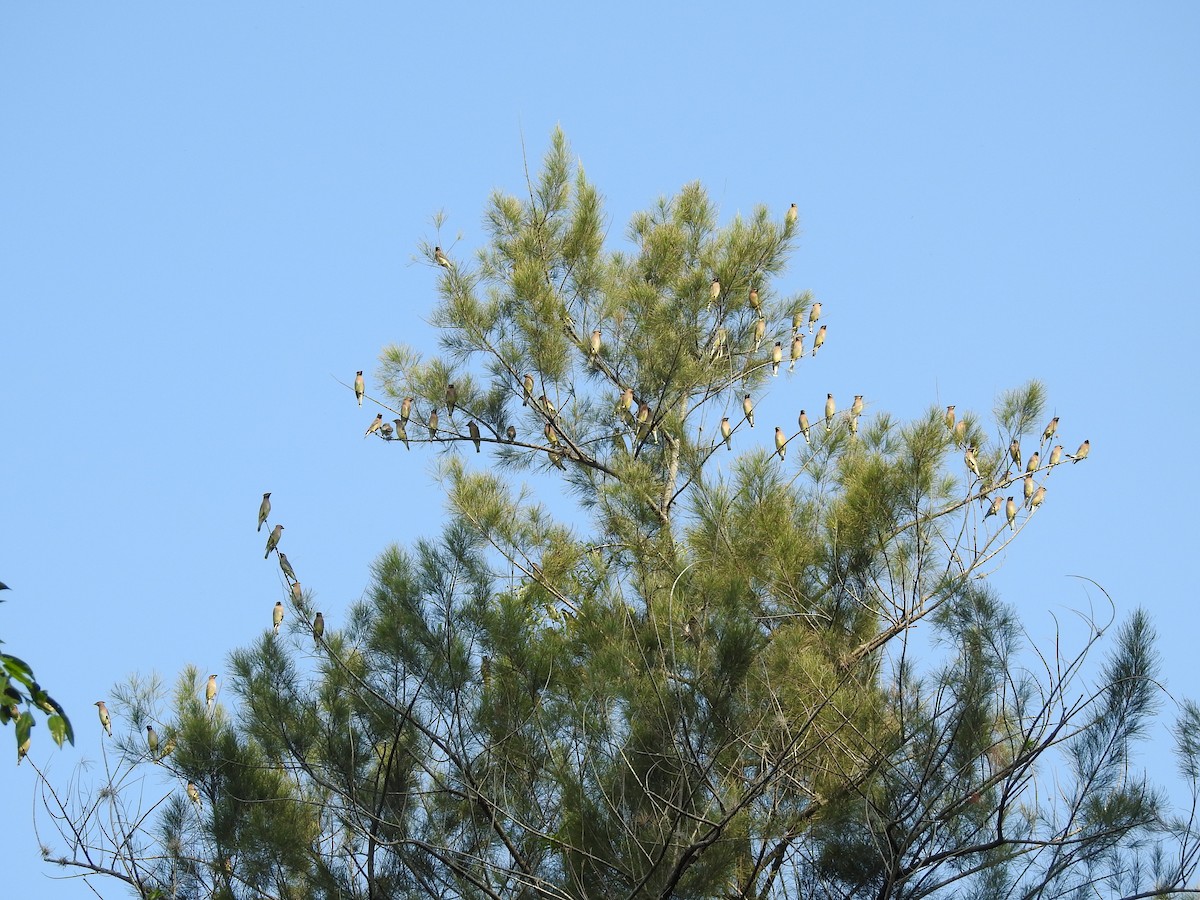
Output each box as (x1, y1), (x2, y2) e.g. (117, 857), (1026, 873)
(636, 404), (656, 442)
(1048, 444), (1063, 467)
(786, 202), (798, 225)
(205, 675), (217, 713)
(95, 700), (112, 737)
(549, 448), (566, 470)
(1069, 439), (1090, 463)
(365, 413), (384, 438)
(1025, 451), (1040, 474)
(616, 387), (634, 419)
(468, 421), (481, 452)
(1005, 496), (1017, 530)
(544, 422), (560, 446)
(964, 446), (982, 479)
(824, 393), (836, 432)
(264, 524), (283, 559)
(709, 327), (728, 361)
(187, 781), (202, 809)
(753, 317), (766, 351)
(954, 419), (967, 447)
(792, 311), (803, 336)
(146, 724), (160, 756)
(395, 420), (409, 449)
(612, 427), (628, 454)
(434, 246), (451, 268)
(812, 324), (827, 354)
(313, 612), (325, 644)
(851, 395), (864, 419)
(1042, 417), (1059, 443)
(400, 397), (412, 424)
(522, 374), (534, 407)
(540, 394), (557, 418)
(445, 383), (458, 417)
(945, 406), (956, 431)
(428, 409), (439, 440)
(984, 495), (1003, 520)
(720, 417), (732, 450)
(1009, 439), (1021, 466)
(505, 424), (517, 443)
(775, 427), (787, 461)
(1030, 485), (1046, 510)
(808, 302), (822, 333)
(257, 492), (271, 533)
(771, 341), (782, 376)
(742, 394), (755, 427)
(273, 601), (284, 634)
(684, 614), (700, 644)
(798, 410), (811, 444)
(1023, 474), (1035, 507)
(291, 581), (302, 604)
(749, 287), (761, 312)
(354, 371), (364, 407)
(278, 552), (296, 583)
(380, 421), (394, 440)
(711, 278), (721, 302)
(790, 335), (803, 371)
(589, 329), (601, 361)
(848, 415), (859, 438)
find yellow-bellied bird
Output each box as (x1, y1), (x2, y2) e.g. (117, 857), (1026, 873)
(786, 202), (798, 226)
(264, 524), (284, 559)
(291, 581), (302, 604)
(790, 335), (803, 371)
(445, 383), (458, 417)
(612, 428), (628, 454)
(798, 410), (811, 444)
(206, 675), (217, 713)
(544, 421), (560, 446)
(95, 700), (112, 737)
(964, 446), (982, 480)
(812, 324), (827, 354)
(434, 246), (451, 268)
(313, 612), (325, 644)
(187, 781), (202, 809)
(400, 397), (412, 424)
(848, 415), (859, 437)
(792, 311), (803, 336)
(771, 341), (782, 375)
(616, 387), (633, 420)
(257, 492), (271, 533)
(1023, 474), (1035, 507)
(146, 724), (160, 756)
(395, 420), (409, 449)
(720, 417), (732, 450)
(808, 302), (822, 333)
(589, 329), (601, 362)
(775, 427), (787, 461)
(523, 374), (535, 407)
(365, 413), (384, 438)
(1069, 439), (1090, 463)
(710, 278), (720, 303)
(1030, 485), (1046, 510)
(354, 371), (364, 407)
(278, 552), (296, 583)
(273, 601), (284, 634)
(1048, 444), (1063, 467)
(851, 395), (864, 419)
(749, 287), (761, 312)
(1025, 451), (1040, 474)
(540, 394), (557, 418)
(1009, 439), (1021, 466)
(428, 409), (439, 441)
(984, 495), (1003, 520)
(1005, 496), (1017, 531)
(468, 421), (481, 452)
(954, 419), (967, 447)
(824, 393), (836, 432)
(753, 317), (766, 351)
(945, 406), (956, 431)
(742, 394), (755, 427)
(1042, 417), (1059, 443)
(549, 448), (566, 470)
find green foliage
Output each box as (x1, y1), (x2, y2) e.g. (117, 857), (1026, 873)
(1, 584), (73, 762)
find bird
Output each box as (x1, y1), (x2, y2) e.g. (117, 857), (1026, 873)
(273, 601), (284, 634)
(720, 417), (732, 450)
(1005, 496), (1017, 530)
(291, 581), (303, 604)
(365, 413), (384, 438)
(205, 675), (217, 713)
(1008, 439), (1021, 466)
(964, 446), (982, 480)
(428, 409), (439, 440)
(434, 246), (451, 268)
(505, 424), (517, 443)
(616, 387), (633, 419)
(786, 202), (798, 226)
(851, 395), (864, 419)
(395, 420), (409, 449)
(1025, 451), (1040, 473)
(710, 278), (721, 303)
(380, 421), (393, 440)
(771, 342), (782, 376)
(1042, 417), (1059, 443)
(278, 552), (296, 583)
(354, 371), (364, 407)
(264, 524), (284, 559)
(445, 383), (458, 417)
(95, 700), (112, 737)
(790, 335), (803, 371)
(313, 612), (325, 644)
(953, 419), (967, 447)
(540, 394), (557, 418)
(945, 406), (956, 432)
(589, 329), (601, 362)
(544, 422), (560, 446)
(400, 397), (412, 424)
(522, 374), (534, 407)
(808, 302), (822, 333)
(848, 415), (859, 438)
(742, 394), (755, 427)
(753, 317), (766, 351)
(187, 781), (202, 809)
(1023, 474), (1035, 507)
(257, 492), (271, 533)
(792, 311), (803, 336)
(549, 448), (566, 470)
(709, 327), (728, 361)
(824, 393), (836, 432)
(1030, 485), (1046, 510)
(749, 287), (761, 312)
(635, 404), (653, 441)
(984, 495), (1003, 520)
(146, 724), (160, 756)
(812, 324), (827, 354)
(467, 420), (481, 452)
(775, 427), (787, 461)
(611, 427), (628, 454)
(798, 410), (811, 444)
(1048, 444), (1063, 467)
(1069, 439), (1090, 463)
(18, 730), (30, 765)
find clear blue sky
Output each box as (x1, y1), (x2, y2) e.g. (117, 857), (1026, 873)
(3, 4), (1197, 896)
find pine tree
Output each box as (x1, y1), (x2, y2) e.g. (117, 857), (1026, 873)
(35, 131), (1200, 899)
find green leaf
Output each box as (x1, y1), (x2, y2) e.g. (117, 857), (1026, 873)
(47, 714), (68, 748)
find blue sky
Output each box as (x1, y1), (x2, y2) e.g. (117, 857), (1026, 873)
(3, 4), (1198, 895)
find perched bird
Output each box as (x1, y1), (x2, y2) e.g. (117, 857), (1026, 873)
(380, 421), (393, 440)
(273, 601), (284, 634)
(1048, 444), (1063, 467)
(710, 278), (721, 303)
(848, 415), (859, 438)
(395, 420), (409, 449)
(964, 446), (982, 480)
(786, 202), (798, 226)
(95, 700), (112, 737)
(589, 329), (601, 362)
(291, 581), (303, 604)
(808, 302), (822, 333)
(636, 404), (655, 442)
(984, 495), (1003, 520)
(18, 731), (30, 765)
(187, 781), (202, 809)
(1042, 416), (1059, 443)
(549, 448), (566, 470)
(434, 246), (451, 268)
(400, 396), (412, 424)
(313, 612), (325, 644)
(683, 614), (700, 644)
(611, 427), (628, 454)
(540, 394), (557, 418)
(851, 395), (864, 419)
(775, 427), (787, 461)
(365, 413), (384, 438)
(354, 371), (364, 407)
(824, 393), (836, 432)
(1009, 439), (1021, 466)
(444, 383), (458, 417)
(1025, 451), (1040, 473)
(468, 421), (481, 452)
(522, 374), (534, 407)
(264, 524), (284, 559)
(792, 311), (803, 336)
(1024, 474), (1035, 507)
(616, 386), (634, 419)
(544, 421), (560, 446)
(720, 417), (732, 450)
(709, 327), (728, 361)
(257, 492), (271, 533)
(1030, 485), (1046, 510)
(953, 419), (967, 447)
(505, 424), (517, 443)
(771, 341), (782, 376)
(278, 552), (296, 583)
(753, 317), (766, 351)
(1069, 439), (1090, 463)
(749, 287), (761, 312)
(945, 406), (956, 431)
(1005, 496), (1017, 531)
(146, 724), (160, 756)
(798, 410), (811, 444)
(812, 324), (827, 354)
(428, 408), (439, 440)
(205, 675), (217, 713)
(742, 394), (755, 427)
(790, 335), (803, 371)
